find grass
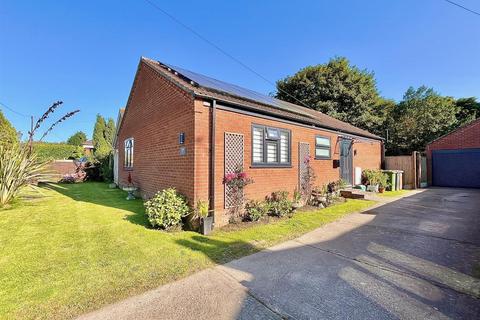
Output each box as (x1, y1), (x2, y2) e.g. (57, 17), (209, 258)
(0, 182), (375, 319)
(377, 189), (413, 197)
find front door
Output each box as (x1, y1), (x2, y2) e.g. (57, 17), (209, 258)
(339, 138), (353, 185)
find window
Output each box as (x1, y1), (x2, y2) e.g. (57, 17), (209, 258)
(252, 125), (291, 166)
(124, 138), (134, 168)
(315, 135), (331, 159)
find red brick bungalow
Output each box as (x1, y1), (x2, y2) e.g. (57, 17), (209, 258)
(115, 57), (384, 226)
(426, 118), (480, 188)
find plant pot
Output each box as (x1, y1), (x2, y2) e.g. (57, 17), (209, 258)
(122, 186), (138, 200)
(378, 187), (385, 193)
(201, 216), (214, 235)
(366, 185), (379, 192)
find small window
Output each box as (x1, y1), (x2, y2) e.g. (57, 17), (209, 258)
(252, 125), (291, 166)
(315, 135), (331, 159)
(124, 138), (134, 168)
(266, 127), (280, 140)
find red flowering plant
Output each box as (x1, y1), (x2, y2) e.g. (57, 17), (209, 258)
(223, 166), (253, 222)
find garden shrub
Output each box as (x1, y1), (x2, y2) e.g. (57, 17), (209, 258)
(266, 191), (293, 217)
(244, 200), (269, 222)
(33, 142), (83, 161)
(362, 169), (387, 187)
(144, 188), (190, 230)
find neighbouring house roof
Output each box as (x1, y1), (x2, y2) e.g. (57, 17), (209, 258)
(140, 57), (383, 141)
(82, 140), (94, 148)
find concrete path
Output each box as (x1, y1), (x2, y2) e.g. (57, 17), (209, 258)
(78, 188), (480, 320)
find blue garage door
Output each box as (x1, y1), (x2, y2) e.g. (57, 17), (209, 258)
(432, 149), (480, 188)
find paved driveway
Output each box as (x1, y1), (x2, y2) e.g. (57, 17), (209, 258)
(79, 188), (480, 320)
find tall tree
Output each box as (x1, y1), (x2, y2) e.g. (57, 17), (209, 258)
(104, 118), (116, 147)
(66, 131), (87, 146)
(0, 110), (18, 147)
(92, 114), (110, 160)
(387, 86), (458, 155)
(455, 97), (480, 125)
(275, 57), (385, 134)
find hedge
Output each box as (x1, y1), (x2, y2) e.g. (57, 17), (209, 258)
(32, 142), (84, 161)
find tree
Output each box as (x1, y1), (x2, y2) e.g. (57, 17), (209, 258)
(275, 57), (385, 134)
(92, 115), (110, 160)
(455, 97), (480, 125)
(387, 86), (458, 155)
(104, 118), (116, 147)
(66, 131), (87, 146)
(0, 110), (18, 148)
(92, 115), (116, 181)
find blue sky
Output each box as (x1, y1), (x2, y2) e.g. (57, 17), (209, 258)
(1, 0), (479, 142)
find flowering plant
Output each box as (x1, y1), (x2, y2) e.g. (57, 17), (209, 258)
(223, 166), (253, 223)
(223, 170), (252, 189)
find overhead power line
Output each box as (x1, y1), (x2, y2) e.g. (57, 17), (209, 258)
(143, 0), (314, 109)
(0, 101), (30, 118)
(444, 0), (480, 16)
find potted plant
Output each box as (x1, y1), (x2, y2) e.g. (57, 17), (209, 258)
(378, 172), (388, 193)
(364, 169), (380, 192)
(122, 172), (138, 200)
(195, 200), (213, 235)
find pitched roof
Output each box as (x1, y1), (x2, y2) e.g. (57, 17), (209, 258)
(427, 117), (480, 146)
(82, 140), (94, 148)
(141, 57), (383, 140)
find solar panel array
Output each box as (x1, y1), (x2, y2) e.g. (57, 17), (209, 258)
(164, 63), (316, 119)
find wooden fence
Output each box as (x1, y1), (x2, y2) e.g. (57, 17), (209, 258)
(385, 152), (427, 189)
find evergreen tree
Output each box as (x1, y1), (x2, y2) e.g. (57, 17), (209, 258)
(92, 114), (110, 160)
(92, 114), (116, 181)
(104, 118), (116, 147)
(0, 110), (19, 147)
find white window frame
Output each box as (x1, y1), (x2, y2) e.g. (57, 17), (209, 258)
(124, 138), (134, 168)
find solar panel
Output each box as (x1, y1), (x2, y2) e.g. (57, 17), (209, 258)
(163, 63), (316, 119)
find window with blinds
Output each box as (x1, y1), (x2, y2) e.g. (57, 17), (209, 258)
(252, 125), (290, 166)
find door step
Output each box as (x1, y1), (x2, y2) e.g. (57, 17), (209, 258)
(340, 190), (366, 199)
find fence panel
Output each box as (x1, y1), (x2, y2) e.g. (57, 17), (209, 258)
(385, 155), (415, 189)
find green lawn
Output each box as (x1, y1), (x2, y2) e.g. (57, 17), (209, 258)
(0, 182), (375, 319)
(377, 189), (414, 197)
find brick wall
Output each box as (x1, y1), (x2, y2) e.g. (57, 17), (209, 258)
(47, 160), (77, 179)
(425, 119), (480, 184)
(192, 100), (382, 226)
(117, 61), (196, 201)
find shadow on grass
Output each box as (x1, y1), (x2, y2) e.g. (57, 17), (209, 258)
(175, 235), (260, 265)
(40, 182), (151, 228)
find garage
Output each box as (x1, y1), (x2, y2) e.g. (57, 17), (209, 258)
(432, 149), (480, 188)
(426, 118), (480, 188)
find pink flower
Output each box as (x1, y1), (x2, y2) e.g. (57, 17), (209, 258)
(237, 172), (247, 180)
(223, 172), (237, 184)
